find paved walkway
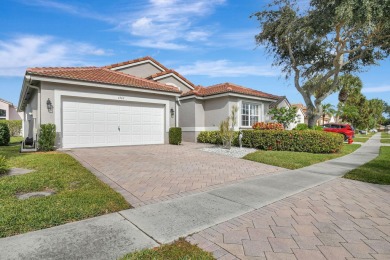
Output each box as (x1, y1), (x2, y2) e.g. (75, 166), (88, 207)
(0, 134), (387, 260)
(69, 142), (284, 207)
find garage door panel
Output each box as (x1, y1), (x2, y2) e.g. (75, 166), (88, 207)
(62, 98), (164, 148)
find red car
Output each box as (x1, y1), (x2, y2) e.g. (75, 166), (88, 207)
(322, 123), (355, 141)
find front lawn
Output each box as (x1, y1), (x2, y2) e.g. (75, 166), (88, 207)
(344, 146), (390, 184)
(120, 238), (214, 260)
(244, 144), (361, 169)
(0, 138), (130, 238)
(353, 138), (368, 143)
(381, 132), (390, 143)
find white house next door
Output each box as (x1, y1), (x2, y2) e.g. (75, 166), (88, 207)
(62, 97), (164, 148)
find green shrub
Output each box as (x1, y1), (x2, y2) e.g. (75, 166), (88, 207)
(169, 127), (182, 145)
(197, 130), (343, 153)
(311, 125), (324, 131)
(38, 124), (56, 151)
(295, 123), (309, 130)
(5, 120), (22, 136)
(242, 130), (343, 153)
(0, 155), (9, 174)
(197, 131), (222, 144)
(0, 122), (10, 146)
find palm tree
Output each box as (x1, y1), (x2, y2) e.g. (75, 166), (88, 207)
(321, 103), (336, 125)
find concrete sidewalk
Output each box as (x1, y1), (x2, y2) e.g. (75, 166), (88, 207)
(0, 134), (383, 260)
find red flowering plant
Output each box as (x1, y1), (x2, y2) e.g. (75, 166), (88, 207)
(252, 122), (284, 130)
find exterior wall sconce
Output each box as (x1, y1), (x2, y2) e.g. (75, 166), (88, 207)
(46, 98), (53, 113)
(170, 108), (175, 118)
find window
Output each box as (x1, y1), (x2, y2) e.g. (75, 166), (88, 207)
(0, 109), (6, 118)
(241, 103), (260, 127)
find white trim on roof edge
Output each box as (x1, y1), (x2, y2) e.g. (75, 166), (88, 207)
(110, 60), (165, 72)
(152, 73), (195, 90)
(179, 92), (277, 102)
(29, 75), (181, 97)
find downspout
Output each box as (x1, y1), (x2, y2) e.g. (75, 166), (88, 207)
(175, 96), (181, 127)
(26, 82), (41, 142)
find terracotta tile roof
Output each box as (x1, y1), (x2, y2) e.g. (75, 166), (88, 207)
(147, 69), (195, 88)
(104, 56), (169, 71)
(27, 67), (181, 94)
(181, 82), (279, 100)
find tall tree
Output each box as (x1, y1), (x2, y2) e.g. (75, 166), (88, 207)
(253, 0), (390, 127)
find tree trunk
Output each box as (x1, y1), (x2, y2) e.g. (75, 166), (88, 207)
(307, 106), (321, 128)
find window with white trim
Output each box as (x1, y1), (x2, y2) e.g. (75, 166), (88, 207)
(241, 103), (260, 127)
(0, 109), (6, 119)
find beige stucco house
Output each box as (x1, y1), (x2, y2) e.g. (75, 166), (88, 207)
(17, 57), (281, 148)
(0, 98), (22, 121)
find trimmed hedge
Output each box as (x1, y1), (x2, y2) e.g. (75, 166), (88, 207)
(197, 130), (343, 153)
(197, 131), (240, 146)
(38, 124), (56, 151)
(5, 120), (22, 136)
(0, 122), (10, 146)
(169, 127), (182, 145)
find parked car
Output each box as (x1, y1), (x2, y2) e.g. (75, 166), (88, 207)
(369, 129), (378, 133)
(358, 129), (367, 134)
(322, 123), (355, 141)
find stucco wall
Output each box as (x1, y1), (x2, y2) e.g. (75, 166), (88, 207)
(8, 106), (22, 120)
(204, 96), (229, 128)
(179, 99), (195, 128)
(156, 76), (193, 93)
(116, 63), (162, 78)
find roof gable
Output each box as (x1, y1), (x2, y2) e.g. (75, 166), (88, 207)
(148, 69), (195, 90)
(104, 56), (168, 72)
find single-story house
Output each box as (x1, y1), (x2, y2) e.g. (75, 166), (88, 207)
(0, 98), (22, 120)
(269, 97), (305, 130)
(17, 56), (281, 149)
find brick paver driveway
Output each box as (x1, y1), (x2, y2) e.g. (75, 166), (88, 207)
(187, 178), (390, 260)
(70, 143), (284, 207)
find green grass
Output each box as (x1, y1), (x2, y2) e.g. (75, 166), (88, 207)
(381, 132), (390, 143)
(344, 146), (390, 184)
(0, 137), (130, 238)
(120, 238), (214, 260)
(244, 144), (361, 170)
(353, 138), (368, 143)
(354, 133), (375, 138)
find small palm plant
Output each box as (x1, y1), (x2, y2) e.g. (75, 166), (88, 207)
(219, 105), (238, 149)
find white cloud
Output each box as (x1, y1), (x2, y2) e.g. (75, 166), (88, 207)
(176, 60), (278, 77)
(363, 86), (390, 93)
(0, 35), (110, 77)
(117, 0), (225, 49)
(20, 0), (113, 22)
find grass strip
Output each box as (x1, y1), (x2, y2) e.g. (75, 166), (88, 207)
(344, 146), (390, 184)
(244, 144), (361, 170)
(120, 238), (214, 260)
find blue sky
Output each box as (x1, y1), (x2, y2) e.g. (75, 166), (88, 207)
(1, 0), (389, 107)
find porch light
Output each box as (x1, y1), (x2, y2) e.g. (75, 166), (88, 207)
(170, 108), (175, 118)
(46, 98), (53, 113)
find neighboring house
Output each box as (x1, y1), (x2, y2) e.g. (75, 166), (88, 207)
(18, 56), (280, 148)
(291, 103), (308, 125)
(0, 98), (22, 120)
(269, 97), (304, 130)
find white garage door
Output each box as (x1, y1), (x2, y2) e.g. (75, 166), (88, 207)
(62, 98), (164, 148)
